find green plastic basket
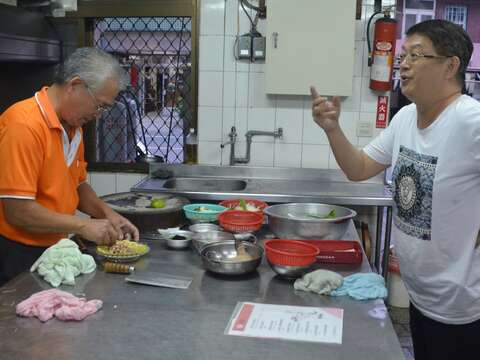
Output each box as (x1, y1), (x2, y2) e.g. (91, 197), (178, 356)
(183, 204), (227, 223)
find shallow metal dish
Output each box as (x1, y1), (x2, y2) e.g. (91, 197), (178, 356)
(164, 230), (193, 249)
(267, 260), (312, 279)
(264, 203), (356, 240)
(200, 241), (263, 275)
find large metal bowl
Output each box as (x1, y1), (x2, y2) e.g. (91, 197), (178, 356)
(200, 241), (263, 275)
(264, 203), (356, 240)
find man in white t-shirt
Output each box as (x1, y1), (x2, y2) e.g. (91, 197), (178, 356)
(311, 20), (480, 360)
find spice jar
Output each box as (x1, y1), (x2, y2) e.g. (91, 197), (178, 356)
(103, 261), (134, 274)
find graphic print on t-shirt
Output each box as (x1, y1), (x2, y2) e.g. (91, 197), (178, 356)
(392, 145), (437, 240)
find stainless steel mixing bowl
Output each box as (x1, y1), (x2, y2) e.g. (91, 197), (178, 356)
(267, 260), (313, 279)
(200, 241), (263, 275)
(264, 203), (357, 240)
(192, 231), (235, 253)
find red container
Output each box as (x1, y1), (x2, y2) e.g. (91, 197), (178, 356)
(302, 240), (363, 266)
(218, 210), (263, 233)
(218, 199), (268, 213)
(264, 240), (320, 267)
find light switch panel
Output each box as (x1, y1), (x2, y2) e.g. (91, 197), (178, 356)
(357, 118), (373, 137)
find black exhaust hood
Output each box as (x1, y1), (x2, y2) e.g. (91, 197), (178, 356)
(0, 4), (61, 63)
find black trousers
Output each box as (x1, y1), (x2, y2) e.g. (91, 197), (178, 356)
(410, 302), (480, 360)
(0, 234), (46, 286)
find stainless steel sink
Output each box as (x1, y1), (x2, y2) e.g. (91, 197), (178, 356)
(162, 177), (247, 191)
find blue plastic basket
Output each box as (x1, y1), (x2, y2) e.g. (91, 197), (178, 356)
(183, 204), (227, 223)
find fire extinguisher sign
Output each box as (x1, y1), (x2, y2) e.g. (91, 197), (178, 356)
(376, 95), (389, 128)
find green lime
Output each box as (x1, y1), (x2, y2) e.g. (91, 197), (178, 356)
(150, 198), (166, 209)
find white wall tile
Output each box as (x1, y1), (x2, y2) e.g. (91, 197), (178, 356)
(235, 72), (249, 107)
(222, 107), (235, 138)
(198, 141), (222, 165)
(250, 60), (265, 73)
(301, 145), (330, 169)
(302, 108), (329, 145)
(198, 107), (223, 141)
(339, 111), (359, 144)
(223, 71), (236, 107)
(224, 36), (237, 72)
(355, 19), (365, 41)
(354, 41), (365, 78)
(248, 72), (275, 108)
(195, 0), (390, 170)
(249, 142), (274, 167)
(247, 108), (275, 136)
(90, 172), (116, 197)
(200, 0), (225, 35)
(275, 108), (303, 144)
(225, 0), (237, 36)
(341, 77), (362, 111)
(116, 173), (144, 193)
(199, 36), (224, 71)
(235, 107), (248, 138)
(198, 71), (223, 107)
(360, 76), (379, 112)
(277, 95), (305, 110)
(274, 143), (302, 168)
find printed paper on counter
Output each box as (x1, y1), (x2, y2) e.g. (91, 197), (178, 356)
(225, 302), (343, 344)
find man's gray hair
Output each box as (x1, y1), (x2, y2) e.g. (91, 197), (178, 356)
(54, 47), (128, 92)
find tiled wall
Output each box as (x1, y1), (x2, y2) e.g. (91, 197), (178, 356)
(198, 0), (395, 168)
(88, 172), (146, 197)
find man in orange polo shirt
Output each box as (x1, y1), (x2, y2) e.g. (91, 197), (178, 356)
(0, 48), (139, 285)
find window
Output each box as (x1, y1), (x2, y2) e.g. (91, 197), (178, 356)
(445, 5), (468, 30)
(403, 0), (435, 35)
(74, 0), (198, 172)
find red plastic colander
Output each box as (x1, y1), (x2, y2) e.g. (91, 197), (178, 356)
(264, 239), (320, 266)
(218, 199), (268, 213)
(218, 210), (263, 233)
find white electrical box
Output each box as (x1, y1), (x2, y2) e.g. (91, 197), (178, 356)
(266, 0), (356, 96)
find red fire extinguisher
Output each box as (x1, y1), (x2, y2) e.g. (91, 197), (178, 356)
(369, 12), (397, 91)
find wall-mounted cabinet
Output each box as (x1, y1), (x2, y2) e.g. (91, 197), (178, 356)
(266, 0), (356, 96)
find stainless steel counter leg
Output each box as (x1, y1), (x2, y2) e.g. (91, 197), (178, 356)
(381, 206), (393, 277)
(374, 206), (384, 273)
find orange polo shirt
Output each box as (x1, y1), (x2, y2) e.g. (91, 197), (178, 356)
(0, 87), (87, 247)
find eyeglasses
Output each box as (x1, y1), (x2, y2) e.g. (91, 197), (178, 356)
(84, 84), (112, 113)
(396, 53), (451, 64)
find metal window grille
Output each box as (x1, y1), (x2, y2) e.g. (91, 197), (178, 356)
(92, 16), (193, 164)
(445, 5), (468, 30)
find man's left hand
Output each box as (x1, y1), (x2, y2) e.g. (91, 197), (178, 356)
(105, 210), (140, 242)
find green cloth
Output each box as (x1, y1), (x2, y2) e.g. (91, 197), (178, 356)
(294, 269), (344, 295)
(30, 238), (96, 287)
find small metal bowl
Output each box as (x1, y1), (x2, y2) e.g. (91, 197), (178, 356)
(192, 231), (235, 253)
(267, 260), (313, 279)
(200, 241), (263, 275)
(188, 223), (221, 233)
(164, 230), (193, 249)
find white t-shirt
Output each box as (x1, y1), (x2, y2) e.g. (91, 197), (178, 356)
(364, 95), (480, 324)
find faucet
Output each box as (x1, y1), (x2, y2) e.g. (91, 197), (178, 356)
(220, 126), (283, 165)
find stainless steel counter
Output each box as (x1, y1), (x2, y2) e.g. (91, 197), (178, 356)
(0, 223), (404, 360)
(132, 165), (394, 277)
(133, 164), (393, 206)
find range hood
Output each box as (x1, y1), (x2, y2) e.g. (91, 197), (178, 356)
(0, 32), (60, 63)
(0, 3), (61, 63)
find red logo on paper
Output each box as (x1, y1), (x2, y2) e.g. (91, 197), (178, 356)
(376, 41), (392, 51)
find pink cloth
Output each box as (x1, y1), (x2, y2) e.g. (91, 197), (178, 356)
(16, 289), (102, 322)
